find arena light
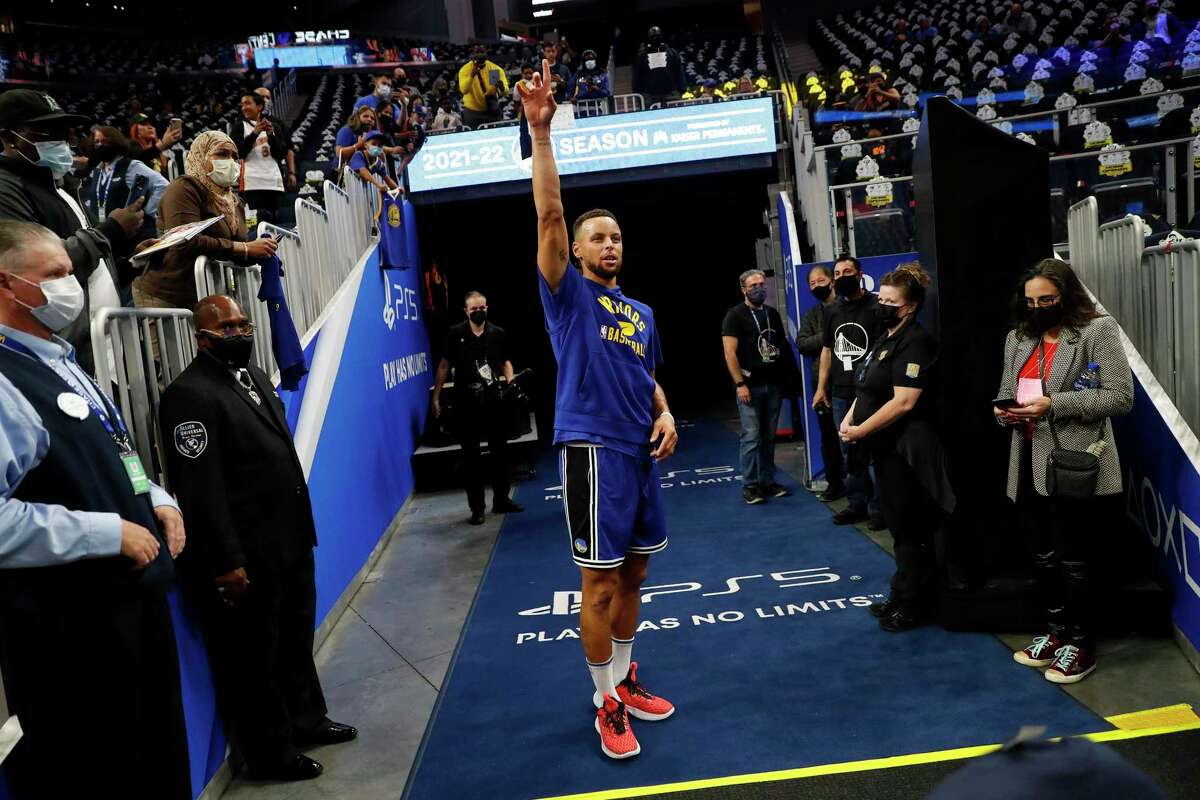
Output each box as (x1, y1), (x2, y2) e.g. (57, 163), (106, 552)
(532, 0), (575, 5)
(533, 9), (554, 17)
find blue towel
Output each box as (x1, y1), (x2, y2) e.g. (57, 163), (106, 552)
(255, 252), (309, 391)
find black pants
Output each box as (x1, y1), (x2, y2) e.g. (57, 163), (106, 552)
(458, 397), (512, 512)
(0, 591), (191, 799)
(874, 444), (942, 607)
(1016, 439), (1098, 648)
(462, 108), (501, 128)
(198, 552), (328, 771)
(243, 189), (283, 225)
(815, 402), (845, 490)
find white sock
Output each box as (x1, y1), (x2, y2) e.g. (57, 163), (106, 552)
(611, 636), (634, 684)
(587, 656), (619, 707)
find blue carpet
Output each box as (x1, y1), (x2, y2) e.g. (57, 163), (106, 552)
(403, 422), (1110, 800)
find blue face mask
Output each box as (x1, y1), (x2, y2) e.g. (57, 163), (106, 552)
(367, 144), (383, 157)
(17, 133), (74, 179)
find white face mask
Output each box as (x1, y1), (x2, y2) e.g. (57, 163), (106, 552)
(8, 272), (85, 332)
(208, 158), (240, 188)
(585, 59), (597, 70)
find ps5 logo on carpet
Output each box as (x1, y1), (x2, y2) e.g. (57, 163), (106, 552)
(518, 567), (845, 616)
(544, 465), (738, 500)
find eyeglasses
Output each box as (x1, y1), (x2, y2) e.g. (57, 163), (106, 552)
(201, 321), (255, 337)
(1023, 295), (1061, 309)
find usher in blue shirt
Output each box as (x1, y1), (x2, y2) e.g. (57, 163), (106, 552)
(539, 265), (662, 457)
(0, 324), (177, 567)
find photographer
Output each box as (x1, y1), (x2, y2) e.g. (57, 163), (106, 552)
(569, 50), (612, 103)
(457, 45), (509, 128)
(432, 291), (524, 524)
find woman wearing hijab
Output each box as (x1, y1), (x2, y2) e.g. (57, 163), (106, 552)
(133, 130), (277, 310)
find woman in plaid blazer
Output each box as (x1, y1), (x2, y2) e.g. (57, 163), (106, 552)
(993, 259), (1133, 686)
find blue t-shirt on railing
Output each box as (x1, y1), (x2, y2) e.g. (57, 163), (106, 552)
(539, 264), (662, 458)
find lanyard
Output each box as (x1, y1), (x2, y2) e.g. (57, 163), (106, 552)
(95, 164), (115, 210)
(0, 335), (133, 451)
(748, 306), (773, 336)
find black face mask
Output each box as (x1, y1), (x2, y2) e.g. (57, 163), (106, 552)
(469, 310), (487, 325)
(1027, 303), (1065, 333)
(92, 144), (123, 162)
(877, 304), (904, 326)
(204, 333), (254, 369)
(834, 275), (861, 297)
(811, 284), (832, 301)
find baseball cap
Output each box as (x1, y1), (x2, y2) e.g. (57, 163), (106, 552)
(0, 90), (91, 129)
(365, 130), (390, 143)
(130, 112), (150, 125)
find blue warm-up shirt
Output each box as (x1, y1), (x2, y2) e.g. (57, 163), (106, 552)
(539, 265), (662, 457)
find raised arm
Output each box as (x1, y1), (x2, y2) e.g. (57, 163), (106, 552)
(519, 59), (569, 292)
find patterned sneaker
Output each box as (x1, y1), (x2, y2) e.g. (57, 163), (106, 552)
(743, 486), (767, 504)
(616, 662), (675, 721)
(1013, 632), (1064, 667)
(594, 695), (640, 759)
(1044, 644), (1097, 684)
(762, 482), (791, 498)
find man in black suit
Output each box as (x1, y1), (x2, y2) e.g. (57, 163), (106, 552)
(159, 295), (355, 782)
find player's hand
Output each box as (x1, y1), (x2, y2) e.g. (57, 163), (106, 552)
(736, 385), (752, 406)
(517, 58), (557, 129)
(432, 393), (441, 417)
(650, 412), (678, 462)
(812, 388), (830, 410)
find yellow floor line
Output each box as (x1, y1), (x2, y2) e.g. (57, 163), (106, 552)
(1105, 703), (1199, 730)
(537, 719), (1200, 800)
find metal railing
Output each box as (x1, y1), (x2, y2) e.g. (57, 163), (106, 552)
(612, 93), (645, 114)
(91, 308), (197, 486)
(272, 68), (299, 121)
(1067, 198), (1200, 433)
(194, 256), (277, 378)
(93, 174), (386, 477)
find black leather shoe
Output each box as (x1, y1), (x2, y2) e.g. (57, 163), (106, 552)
(879, 607), (926, 632)
(254, 754), (323, 781)
(868, 597), (898, 618)
(468, 510), (486, 525)
(493, 499), (524, 513)
(868, 514), (888, 531)
(819, 485), (846, 502)
(832, 508), (869, 525)
(295, 720), (358, 746)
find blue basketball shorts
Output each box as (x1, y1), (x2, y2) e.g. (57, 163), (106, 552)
(559, 443), (668, 568)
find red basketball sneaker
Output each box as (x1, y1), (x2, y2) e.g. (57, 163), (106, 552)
(1013, 632), (1064, 668)
(616, 662), (675, 721)
(1044, 643), (1098, 684)
(594, 695), (640, 759)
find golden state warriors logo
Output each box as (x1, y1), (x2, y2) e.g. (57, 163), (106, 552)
(387, 203), (401, 228)
(596, 296), (647, 357)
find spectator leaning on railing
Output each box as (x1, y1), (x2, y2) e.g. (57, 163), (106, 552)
(336, 105), (379, 167)
(458, 44), (510, 128)
(350, 131), (398, 191)
(134, 130), (276, 310)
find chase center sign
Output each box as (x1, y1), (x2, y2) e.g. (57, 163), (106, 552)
(406, 96), (778, 192)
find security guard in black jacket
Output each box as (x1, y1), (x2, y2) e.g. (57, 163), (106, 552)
(159, 295), (357, 782)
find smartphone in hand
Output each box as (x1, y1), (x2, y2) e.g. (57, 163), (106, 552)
(994, 398), (1021, 409)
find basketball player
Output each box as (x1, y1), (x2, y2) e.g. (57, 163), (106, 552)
(519, 60), (678, 760)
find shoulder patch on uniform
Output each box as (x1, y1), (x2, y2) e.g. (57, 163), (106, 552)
(174, 421), (208, 459)
(906, 362), (921, 378)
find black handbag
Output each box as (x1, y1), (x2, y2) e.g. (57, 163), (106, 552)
(1039, 342), (1105, 499)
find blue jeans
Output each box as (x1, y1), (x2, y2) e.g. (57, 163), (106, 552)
(831, 395), (880, 516)
(737, 384), (782, 488)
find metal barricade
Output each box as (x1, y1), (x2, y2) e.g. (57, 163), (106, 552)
(295, 197), (334, 324)
(323, 181), (359, 289)
(1096, 214), (1147, 332)
(1067, 197), (1100, 287)
(611, 93), (644, 114)
(91, 308), (197, 486)
(341, 172), (381, 251)
(665, 97), (715, 108)
(1175, 243), (1200, 430)
(259, 222), (309, 336)
(477, 119), (519, 130)
(194, 256), (277, 377)
(272, 68), (298, 120)
(574, 98), (610, 118)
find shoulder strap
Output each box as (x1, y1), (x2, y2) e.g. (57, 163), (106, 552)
(1039, 339), (1107, 447)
